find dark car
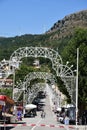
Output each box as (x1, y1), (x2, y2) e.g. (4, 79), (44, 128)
(24, 113), (34, 118)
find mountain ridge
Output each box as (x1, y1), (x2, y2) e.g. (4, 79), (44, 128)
(46, 10), (87, 39)
(0, 10), (87, 39)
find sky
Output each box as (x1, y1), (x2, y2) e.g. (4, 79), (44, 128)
(0, 0), (87, 37)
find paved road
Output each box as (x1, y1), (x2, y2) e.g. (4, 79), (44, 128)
(0, 85), (76, 130)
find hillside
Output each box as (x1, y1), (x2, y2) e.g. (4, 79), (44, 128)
(0, 10), (87, 60)
(47, 10), (87, 39)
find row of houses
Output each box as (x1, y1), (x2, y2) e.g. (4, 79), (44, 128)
(0, 79), (13, 87)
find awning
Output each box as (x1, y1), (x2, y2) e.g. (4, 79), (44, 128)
(0, 95), (6, 101)
(0, 95), (14, 105)
(25, 104), (37, 110)
(62, 104), (75, 108)
(56, 107), (61, 111)
(67, 104), (75, 108)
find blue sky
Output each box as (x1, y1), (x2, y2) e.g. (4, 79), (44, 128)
(0, 0), (87, 37)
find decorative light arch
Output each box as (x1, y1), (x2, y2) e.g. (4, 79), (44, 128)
(10, 46), (63, 76)
(24, 72), (56, 85)
(14, 72), (56, 101)
(0, 46), (75, 104)
(27, 83), (46, 103)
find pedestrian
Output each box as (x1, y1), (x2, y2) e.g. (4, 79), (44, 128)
(64, 115), (69, 125)
(43, 111), (46, 118)
(17, 111), (22, 121)
(41, 110), (46, 118)
(41, 111), (43, 118)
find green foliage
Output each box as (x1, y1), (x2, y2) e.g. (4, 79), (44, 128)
(56, 76), (71, 103)
(61, 28), (87, 110)
(0, 88), (12, 97)
(0, 33), (70, 61)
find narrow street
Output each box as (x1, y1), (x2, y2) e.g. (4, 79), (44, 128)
(0, 85), (76, 130)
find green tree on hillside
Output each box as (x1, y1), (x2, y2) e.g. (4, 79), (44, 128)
(61, 28), (87, 114)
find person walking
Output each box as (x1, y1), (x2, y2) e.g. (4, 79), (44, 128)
(64, 115), (69, 125)
(41, 110), (46, 118)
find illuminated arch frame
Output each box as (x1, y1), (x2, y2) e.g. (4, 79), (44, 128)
(10, 46), (63, 76)
(14, 72), (56, 101)
(0, 47), (75, 103)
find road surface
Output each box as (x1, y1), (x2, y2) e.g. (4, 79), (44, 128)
(0, 85), (76, 130)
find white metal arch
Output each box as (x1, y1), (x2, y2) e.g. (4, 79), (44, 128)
(0, 47), (75, 103)
(24, 72), (56, 85)
(10, 46), (63, 76)
(59, 64), (75, 103)
(14, 72), (56, 101)
(27, 83), (46, 103)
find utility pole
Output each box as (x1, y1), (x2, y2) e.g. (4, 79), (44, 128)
(76, 48), (79, 126)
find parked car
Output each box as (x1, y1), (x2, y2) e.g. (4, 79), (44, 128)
(24, 111), (35, 118)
